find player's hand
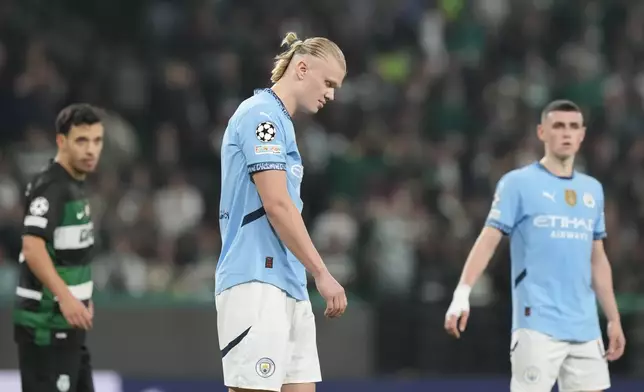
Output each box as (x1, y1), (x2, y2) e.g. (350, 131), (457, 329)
(444, 284), (471, 339)
(88, 300), (94, 317)
(605, 320), (626, 361)
(314, 270), (347, 319)
(59, 295), (93, 330)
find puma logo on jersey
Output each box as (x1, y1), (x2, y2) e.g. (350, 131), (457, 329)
(542, 191), (556, 202)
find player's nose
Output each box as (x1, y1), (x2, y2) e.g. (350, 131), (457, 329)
(85, 147), (97, 158)
(325, 90), (334, 102)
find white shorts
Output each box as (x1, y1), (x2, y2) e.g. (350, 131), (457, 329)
(215, 282), (321, 391)
(510, 328), (611, 392)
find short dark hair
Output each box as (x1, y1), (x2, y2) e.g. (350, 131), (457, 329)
(540, 99), (582, 122)
(55, 103), (102, 135)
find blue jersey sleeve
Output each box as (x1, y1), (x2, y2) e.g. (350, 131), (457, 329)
(485, 174), (521, 235)
(237, 108), (288, 175)
(594, 187), (607, 240)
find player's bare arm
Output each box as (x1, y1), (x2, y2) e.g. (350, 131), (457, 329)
(22, 235), (93, 330)
(253, 169), (347, 318)
(591, 239), (625, 361)
(445, 226), (503, 338)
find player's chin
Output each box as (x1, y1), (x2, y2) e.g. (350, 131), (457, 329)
(77, 161), (97, 173)
(306, 101), (323, 114)
(555, 146), (577, 159)
(305, 105), (320, 114)
(555, 152), (575, 160)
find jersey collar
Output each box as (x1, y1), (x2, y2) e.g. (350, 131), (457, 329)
(50, 159), (85, 184)
(535, 161), (574, 180)
(254, 88), (292, 122)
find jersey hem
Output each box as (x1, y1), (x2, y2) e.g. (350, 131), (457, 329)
(216, 278), (309, 301)
(511, 325), (602, 343)
(559, 384), (611, 392)
(224, 383), (280, 392)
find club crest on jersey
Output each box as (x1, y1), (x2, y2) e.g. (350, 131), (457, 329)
(523, 366), (541, 384)
(564, 189), (577, 207)
(583, 192), (595, 208)
(256, 357), (276, 378)
(256, 122), (277, 142)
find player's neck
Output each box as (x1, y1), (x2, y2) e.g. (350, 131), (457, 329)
(270, 83), (296, 117)
(539, 155), (574, 177)
(54, 154), (86, 181)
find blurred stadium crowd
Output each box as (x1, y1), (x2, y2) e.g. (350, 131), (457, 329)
(0, 0), (643, 374)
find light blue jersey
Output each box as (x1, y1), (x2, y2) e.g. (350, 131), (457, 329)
(486, 162), (606, 342)
(216, 88), (308, 301)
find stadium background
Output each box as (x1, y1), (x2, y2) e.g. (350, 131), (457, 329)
(0, 0), (643, 390)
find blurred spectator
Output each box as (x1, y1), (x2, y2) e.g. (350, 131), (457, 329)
(0, 154), (22, 260)
(153, 170), (204, 240)
(11, 125), (56, 183)
(0, 246), (18, 297)
(311, 196), (358, 286)
(93, 235), (148, 295)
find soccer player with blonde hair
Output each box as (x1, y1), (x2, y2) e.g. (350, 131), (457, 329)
(215, 32), (347, 392)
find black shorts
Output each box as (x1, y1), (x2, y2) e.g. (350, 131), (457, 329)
(17, 343), (94, 392)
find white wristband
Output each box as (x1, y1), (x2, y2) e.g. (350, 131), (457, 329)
(446, 284), (472, 319)
(453, 284), (472, 299)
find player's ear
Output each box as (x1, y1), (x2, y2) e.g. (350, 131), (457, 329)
(536, 124), (546, 142)
(295, 59), (308, 80)
(55, 133), (66, 149)
(580, 126), (586, 142)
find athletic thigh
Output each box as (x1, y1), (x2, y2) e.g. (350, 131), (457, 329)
(216, 282), (291, 392)
(510, 329), (568, 392)
(18, 343), (84, 392)
(283, 299), (321, 386)
(558, 338), (610, 392)
(76, 346), (95, 392)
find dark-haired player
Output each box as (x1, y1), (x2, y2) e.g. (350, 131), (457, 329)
(14, 103), (104, 392)
(445, 100), (625, 392)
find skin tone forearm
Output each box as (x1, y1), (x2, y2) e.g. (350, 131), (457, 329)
(591, 239), (625, 361)
(458, 226), (503, 287)
(22, 236), (93, 329)
(445, 226), (503, 338)
(252, 169), (347, 318)
(23, 236), (75, 302)
(591, 241), (620, 322)
(263, 199), (327, 278)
